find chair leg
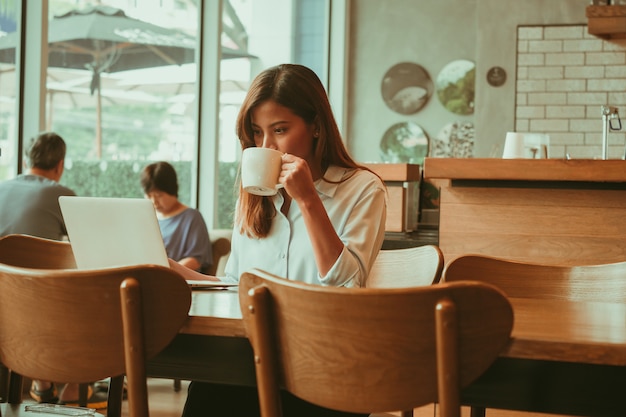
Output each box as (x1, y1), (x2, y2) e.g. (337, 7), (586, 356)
(106, 376), (125, 417)
(0, 365), (9, 402)
(470, 406), (486, 417)
(8, 372), (23, 403)
(173, 378), (181, 392)
(78, 383), (89, 407)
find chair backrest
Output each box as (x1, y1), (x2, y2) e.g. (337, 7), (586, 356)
(239, 269), (513, 417)
(0, 263), (191, 417)
(206, 238), (231, 276)
(0, 234), (76, 269)
(443, 255), (626, 303)
(366, 245), (444, 288)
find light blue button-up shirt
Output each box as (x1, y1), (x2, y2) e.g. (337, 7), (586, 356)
(223, 165), (387, 287)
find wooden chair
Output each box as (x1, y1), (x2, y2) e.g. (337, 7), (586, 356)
(205, 230), (232, 276)
(443, 254), (626, 303)
(0, 234), (78, 404)
(366, 245), (444, 416)
(366, 245), (444, 288)
(0, 234), (112, 409)
(0, 234), (76, 269)
(239, 268), (514, 417)
(0, 262), (191, 417)
(442, 254), (626, 417)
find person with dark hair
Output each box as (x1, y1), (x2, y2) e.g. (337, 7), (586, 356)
(170, 64), (386, 416)
(0, 132), (109, 408)
(0, 132), (75, 240)
(140, 161), (212, 273)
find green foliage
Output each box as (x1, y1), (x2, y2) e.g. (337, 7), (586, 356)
(437, 68), (475, 115)
(217, 161), (239, 229)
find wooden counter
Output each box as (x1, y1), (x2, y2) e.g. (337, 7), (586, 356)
(423, 158), (626, 266)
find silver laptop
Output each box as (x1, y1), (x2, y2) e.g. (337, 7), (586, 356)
(59, 196), (169, 269)
(59, 196), (236, 289)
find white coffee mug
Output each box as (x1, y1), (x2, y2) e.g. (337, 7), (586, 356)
(502, 132), (526, 159)
(241, 147), (284, 196)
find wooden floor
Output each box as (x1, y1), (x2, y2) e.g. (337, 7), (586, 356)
(18, 378), (188, 417)
(20, 378), (575, 417)
(118, 378), (188, 417)
(121, 380), (575, 417)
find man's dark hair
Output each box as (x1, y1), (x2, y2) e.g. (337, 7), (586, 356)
(140, 161), (179, 197)
(25, 132), (66, 170)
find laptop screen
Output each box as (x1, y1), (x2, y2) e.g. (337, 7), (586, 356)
(59, 196), (169, 269)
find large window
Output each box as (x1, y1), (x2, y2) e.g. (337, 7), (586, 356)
(46, 0), (202, 206)
(0, 0), (20, 180)
(0, 0), (331, 229)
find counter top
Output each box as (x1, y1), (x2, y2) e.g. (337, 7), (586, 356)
(423, 158), (626, 183)
(429, 158), (626, 266)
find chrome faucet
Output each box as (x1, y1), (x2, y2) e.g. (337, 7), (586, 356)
(601, 105), (621, 160)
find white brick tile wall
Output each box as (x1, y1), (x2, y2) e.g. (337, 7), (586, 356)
(519, 27), (544, 39)
(605, 65), (626, 77)
(571, 119), (602, 132)
(565, 66), (605, 78)
(609, 91), (626, 102)
(517, 106), (545, 119)
(528, 40), (562, 53)
(518, 53), (545, 66)
(546, 53), (585, 66)
(530, 119), (569, 131)
(548, 79), (586, 92)
(585, 52), (625, 65)
(567, 92), (608, 105)
(517, 25), (626, 159)
(545, 26), (585, 39)
(546, 105), (585, 119)
(528, 66), (564, 79)
(589, 79), (626, 90)
(518, 80), (546, 92)
(563, 39), (603, 52)
(527, 92), (567, 105)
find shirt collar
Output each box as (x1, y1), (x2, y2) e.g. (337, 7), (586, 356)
(315, 165), (347, 199)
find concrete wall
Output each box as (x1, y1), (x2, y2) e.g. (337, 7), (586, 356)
(346, 0), (593, 160)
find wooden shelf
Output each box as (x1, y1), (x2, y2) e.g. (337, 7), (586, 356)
(587, 5), (626, 39)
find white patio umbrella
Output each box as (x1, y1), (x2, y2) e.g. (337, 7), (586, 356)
(0, 5), (254, 158)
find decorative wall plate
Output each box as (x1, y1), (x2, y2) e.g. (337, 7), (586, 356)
(431, 121), (475, 158)
(381, 62), (433, 115)
(379, 122), (430, 164)
(487, 66), (507, 87)
(436, 59), (475, 115)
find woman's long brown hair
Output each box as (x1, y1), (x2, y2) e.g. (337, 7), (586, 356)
(235, 64), (374, 238)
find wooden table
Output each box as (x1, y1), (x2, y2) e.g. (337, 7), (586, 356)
(148, 289), (626, 417)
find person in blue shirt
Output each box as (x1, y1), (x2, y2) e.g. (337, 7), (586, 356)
(140, 161), (212, 273)
(171, 64), (386, 416)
